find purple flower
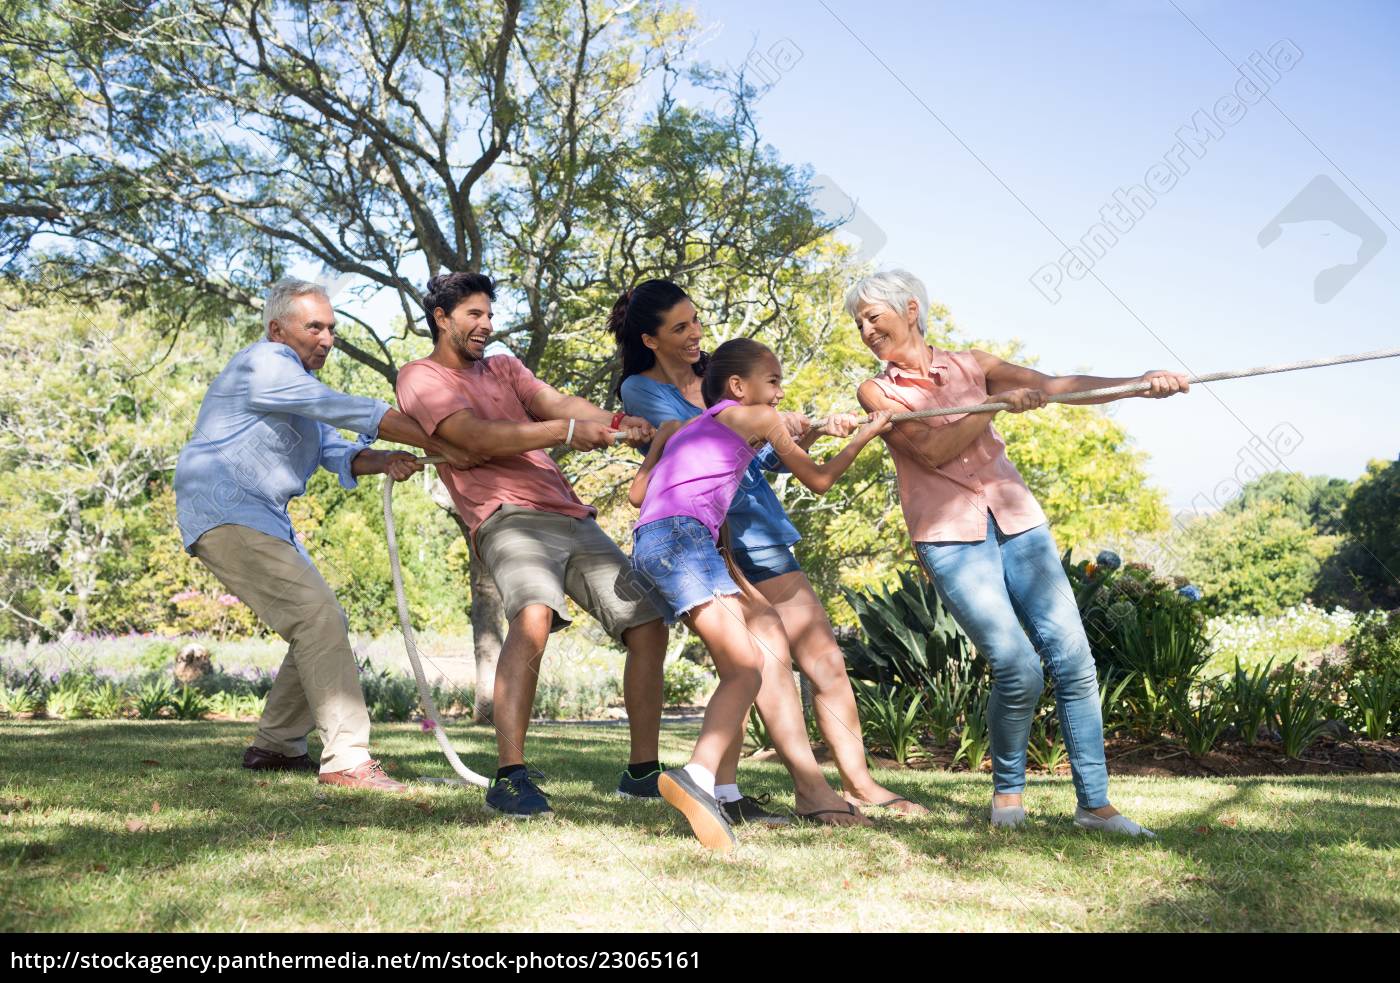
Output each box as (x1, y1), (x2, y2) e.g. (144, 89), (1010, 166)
(171, 590), (200, 604)
(419, 719), (437, 732)
(217, 594), (241, 607)
(1178, 585), (1203, 602)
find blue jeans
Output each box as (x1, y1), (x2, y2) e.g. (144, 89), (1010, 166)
(915, 514), (1108, 809)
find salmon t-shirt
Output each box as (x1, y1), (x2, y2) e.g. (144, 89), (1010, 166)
(395, 355), (595, 537)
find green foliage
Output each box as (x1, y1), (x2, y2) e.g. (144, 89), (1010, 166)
(1164, 685), (1232, 757)
(745, 705), (771, 754)
(841, 566), (979, 691)
(0, 683), (40, 717)
(169, 685), (211, 721)
(853, 683), (924, 766)
(1221, 658), (1277, 746)
(1269, 667), (1329, 758)
(134, 679), (176, 720)
(1225, 471), (1353, 535)
(1205, 603), (1355, 676)
(1334, 458), (1400, 608)
(922, 659), (980, 747)
(45, 674), (95, 720)
(1179, 501), (1338, 617)
(1027, 706), (1068, 772)
(661, 658), (712, 707)
(358, 660), (420, 723)
(88, 682), (130, 720)
(954, 690), (992, 772)
(138, 642), (180, 673)
(1346, 671), (1400, 740)
(1344, 609), (1400, 677)
(1069, 556), (1212, 738)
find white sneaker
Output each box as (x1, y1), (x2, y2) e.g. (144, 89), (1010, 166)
(1074, 806), (1155, 838)
(990, 801), (1027, 829)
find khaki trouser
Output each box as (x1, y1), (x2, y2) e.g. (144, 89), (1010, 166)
(191, 524), (371, 774)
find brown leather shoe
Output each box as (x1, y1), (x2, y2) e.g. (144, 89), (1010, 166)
(317, 759), (408, 793)
(242, 745), (318, 772)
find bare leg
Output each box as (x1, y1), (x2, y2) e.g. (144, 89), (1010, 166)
(621, 618), (667, 765)
(491, 604), (554, 768)
(756, 572), (928, 816)
(682, 595), (765, 775)
(726, 586), (869, 827)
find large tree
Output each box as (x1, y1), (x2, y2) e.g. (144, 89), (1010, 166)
(0, 0), (838, 694)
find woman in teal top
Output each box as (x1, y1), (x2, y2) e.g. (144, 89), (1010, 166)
(611, 279), (927, 818)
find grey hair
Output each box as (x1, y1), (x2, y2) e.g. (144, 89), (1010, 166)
(843, 269), (930, 335)
(262, 277), (330, 333)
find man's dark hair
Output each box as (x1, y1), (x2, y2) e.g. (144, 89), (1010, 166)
(422, 272), (497, 343)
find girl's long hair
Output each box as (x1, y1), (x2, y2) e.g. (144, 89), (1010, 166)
(609, 279), (708, 397)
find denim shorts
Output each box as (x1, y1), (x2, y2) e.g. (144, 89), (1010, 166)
(729, 543), (802, 585)
(631, 516), (741, 625)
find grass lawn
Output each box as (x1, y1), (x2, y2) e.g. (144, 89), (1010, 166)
(2, 719), (1397, 932)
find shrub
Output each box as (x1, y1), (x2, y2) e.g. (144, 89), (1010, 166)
(135, 678), (176, 719)
(955, 689), (992, 771)
(745, 704), (771, 753)
(88, 681), (130, 719)
(1027, 705), (1068, 772)
(1221, 657), (1276, 745)
(841, 567), (979, 692)
(1270, 666), (1329, 758)
(138, 641), (180, 673)
(1164, 685), (1232, 757)
(662, 658), (713, 707)
(1345, 610), (1400, 677)
(170, 685), (211, 721)
(853, 683), (923, 766)
(0, 682), (41, 717)
(1346, 671), (1399, 740)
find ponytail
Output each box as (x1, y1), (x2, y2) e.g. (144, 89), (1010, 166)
(610, 278), (703, 398)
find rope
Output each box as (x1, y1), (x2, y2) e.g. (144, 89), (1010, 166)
(866, 346), (1400, 422)
(382, 457), (491, 787)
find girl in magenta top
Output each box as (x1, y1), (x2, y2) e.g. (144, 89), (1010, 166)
(627, 337), (891, 852)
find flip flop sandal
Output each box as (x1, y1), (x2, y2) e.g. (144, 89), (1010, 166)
(797, 803), (862, 825)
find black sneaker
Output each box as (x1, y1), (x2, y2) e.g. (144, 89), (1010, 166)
(721, 793), (793, 828)
(657, 768), (737, 852)
(616, 766), (664, 799)
(485, 770), (553, 819)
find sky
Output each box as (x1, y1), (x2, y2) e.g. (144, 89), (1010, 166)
(667, 0), (1400, 514)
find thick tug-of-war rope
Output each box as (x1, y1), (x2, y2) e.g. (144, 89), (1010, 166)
(383, 461), (492, 787)
(862, 347), (1400, 423)
(384, 346), (1398, 786)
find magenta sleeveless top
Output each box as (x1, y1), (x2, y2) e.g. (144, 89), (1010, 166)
(636, 399), (757, 542)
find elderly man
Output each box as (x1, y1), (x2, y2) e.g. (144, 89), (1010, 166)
(174, 277), (472, 792)
(396, 271), (667, 819)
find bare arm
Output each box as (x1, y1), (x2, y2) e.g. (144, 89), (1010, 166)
(433, 406), (614, 458)
(529, 385), (654, 447)
(723, 405), (891, 495)
(971, 350), (1190, 404)
(375, 408), (486, 469)
(628, 420), (684, 507)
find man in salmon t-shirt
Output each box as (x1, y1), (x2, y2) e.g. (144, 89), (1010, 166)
(396, 271), (668, 819)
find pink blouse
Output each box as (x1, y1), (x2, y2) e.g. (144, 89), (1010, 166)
(866, 346), (1047, 543)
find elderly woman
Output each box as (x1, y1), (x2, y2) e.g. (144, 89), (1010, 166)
(850, 270), (1188, 836)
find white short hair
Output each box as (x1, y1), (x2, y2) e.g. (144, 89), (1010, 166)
(262, 277), (330, 333)
(843, 269), (930, 335)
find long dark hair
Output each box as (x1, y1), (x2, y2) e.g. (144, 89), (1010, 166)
(609, 278), (708, 397)
(701, 337), (776, 407)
